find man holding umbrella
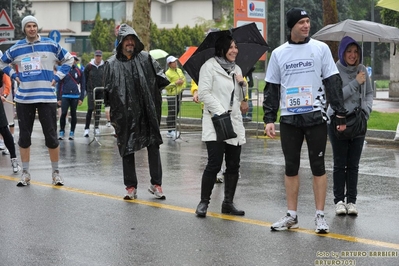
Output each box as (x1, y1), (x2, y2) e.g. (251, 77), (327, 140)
(263, 8), (347, 233)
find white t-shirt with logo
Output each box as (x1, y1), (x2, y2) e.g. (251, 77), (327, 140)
(265, 38), (338, 116)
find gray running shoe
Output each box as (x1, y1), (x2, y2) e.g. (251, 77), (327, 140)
(52, 170), (64, 186)
(148, 184), (166, 199)
(271, 213), (299, 231)
(315, 214), (329, 234)
(16, 171), (31, 186)
(335, 201), (347, 215)
(346, 203), (358, 216)
(124, 187), (137, 200)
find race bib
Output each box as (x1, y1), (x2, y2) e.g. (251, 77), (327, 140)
(21, 56), (42, 77)
(285, 86), (314, 113)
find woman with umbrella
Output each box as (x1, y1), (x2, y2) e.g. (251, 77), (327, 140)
(327, 36), (373, 216)
(195, 34), (248, 217)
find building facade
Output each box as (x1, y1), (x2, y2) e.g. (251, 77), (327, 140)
(29, 0), (215, 54)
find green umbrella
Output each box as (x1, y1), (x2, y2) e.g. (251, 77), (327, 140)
(149, 49), (169, 59)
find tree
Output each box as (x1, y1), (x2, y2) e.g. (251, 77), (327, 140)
(322, 0), (339, 62)
(133, 0), (152, 51)
(0, 0), (33, 40)
(89, 13), (116, 52)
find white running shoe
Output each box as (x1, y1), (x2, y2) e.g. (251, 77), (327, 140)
(166, 130), (176, 140)
(94, 128), (101, 136)
(52, 170), (64, 186)
(83, 129), (90, 137)
(335, 201), (347, 215)
(346, 203), (358, 215)
(148, 184), (166, 199)
(315, 214), (329, 234)
(11, 158), (21, 174)
(17, 171), (31, 186)
(271, 213), (299, 231)
(124, 187), (137, 200)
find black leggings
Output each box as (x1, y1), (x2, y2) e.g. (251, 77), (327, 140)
(0, 126), (16, 158)
(280, 122), (327, 177)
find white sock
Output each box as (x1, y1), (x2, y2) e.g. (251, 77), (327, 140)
(316, 210), (324, 216)
(287, 210), (297, 218)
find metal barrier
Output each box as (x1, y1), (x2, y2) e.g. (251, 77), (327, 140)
(88, 87), (115, 145)
(160, 91), (182, 140)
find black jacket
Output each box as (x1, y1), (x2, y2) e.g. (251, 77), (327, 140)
(103, 24), (170, 157)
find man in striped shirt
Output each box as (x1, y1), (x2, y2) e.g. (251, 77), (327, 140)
(0, 15), (74, 186)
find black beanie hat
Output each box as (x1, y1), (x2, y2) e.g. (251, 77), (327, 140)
(286, 8), (309, 29)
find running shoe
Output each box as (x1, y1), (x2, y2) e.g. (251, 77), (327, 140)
(315, 214), (329, 234)
(16, 171), (31, 186)
(106, 121), (111, 127)
(58, 131), (65, 140)
(124, 187), (137, 200)
(148, 184), (166, 199)
(271, 213), (299, 231)
(83, 129), (90, 137)
(2, 149), (10, 155)
(216, 170), (224, 183)
(166, 131), (176, 139)
(11, 158), (21, 174)
(94, 128), (100, 136)
(52, 170), (64, 186)
(346, 203), (358, 216)
(69, 131), (75, 140)
(335, 201), (347, 215)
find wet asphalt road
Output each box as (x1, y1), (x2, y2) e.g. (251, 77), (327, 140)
(1, 122), (399, 266)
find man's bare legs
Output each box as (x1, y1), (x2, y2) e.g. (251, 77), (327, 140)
(313, 174), (327, 211)
(285, 175), (299, 211)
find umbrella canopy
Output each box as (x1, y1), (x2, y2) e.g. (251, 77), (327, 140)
(183, 23), (268, 84)
(179, 46), (197, 66)
(312, 19), (399, 44)
(149, 49), (169, 59)
(376, 0), (399, 12)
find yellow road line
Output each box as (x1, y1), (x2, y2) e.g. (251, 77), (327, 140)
(2, 174), (399, 250)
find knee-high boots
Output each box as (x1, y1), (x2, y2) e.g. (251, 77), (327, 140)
(195, 173), (216, 217)
(221, 173), (245, 216)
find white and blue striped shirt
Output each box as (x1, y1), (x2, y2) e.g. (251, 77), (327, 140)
(0, 35), (73, 103)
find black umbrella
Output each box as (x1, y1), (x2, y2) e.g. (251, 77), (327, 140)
(183, 22), (269, 84)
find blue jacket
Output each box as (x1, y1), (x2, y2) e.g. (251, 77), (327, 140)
(57, 65), (85, 101)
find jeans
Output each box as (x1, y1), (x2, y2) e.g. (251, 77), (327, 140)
(328, 123), (365, 204)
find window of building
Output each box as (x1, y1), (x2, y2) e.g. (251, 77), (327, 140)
(71, 1), (126, 21)
(160, 4), (172, 24)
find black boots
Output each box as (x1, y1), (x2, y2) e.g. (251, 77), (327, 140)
(221, 173), (245, 216)
(195, 172), (216, 217)
(195, 201), (209, 217)
(196, 172), (244, 217)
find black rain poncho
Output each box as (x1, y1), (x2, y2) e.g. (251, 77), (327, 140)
(104, 24), (170, 157)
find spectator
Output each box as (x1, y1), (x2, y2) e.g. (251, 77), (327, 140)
(103, 24), (170, 200)
(263, 8), (347, 233)
(327, 36), (373, 216)
(57, 56), (86, 140)
(0, 15), (73, 186)
(164, 56), (186, 140)
(0, 98), (21, 173)
(83, 50), (105, 137)
(195, 34), (248, 217)
(242, 66), (255, 122)
(0, 60), (16, 154)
